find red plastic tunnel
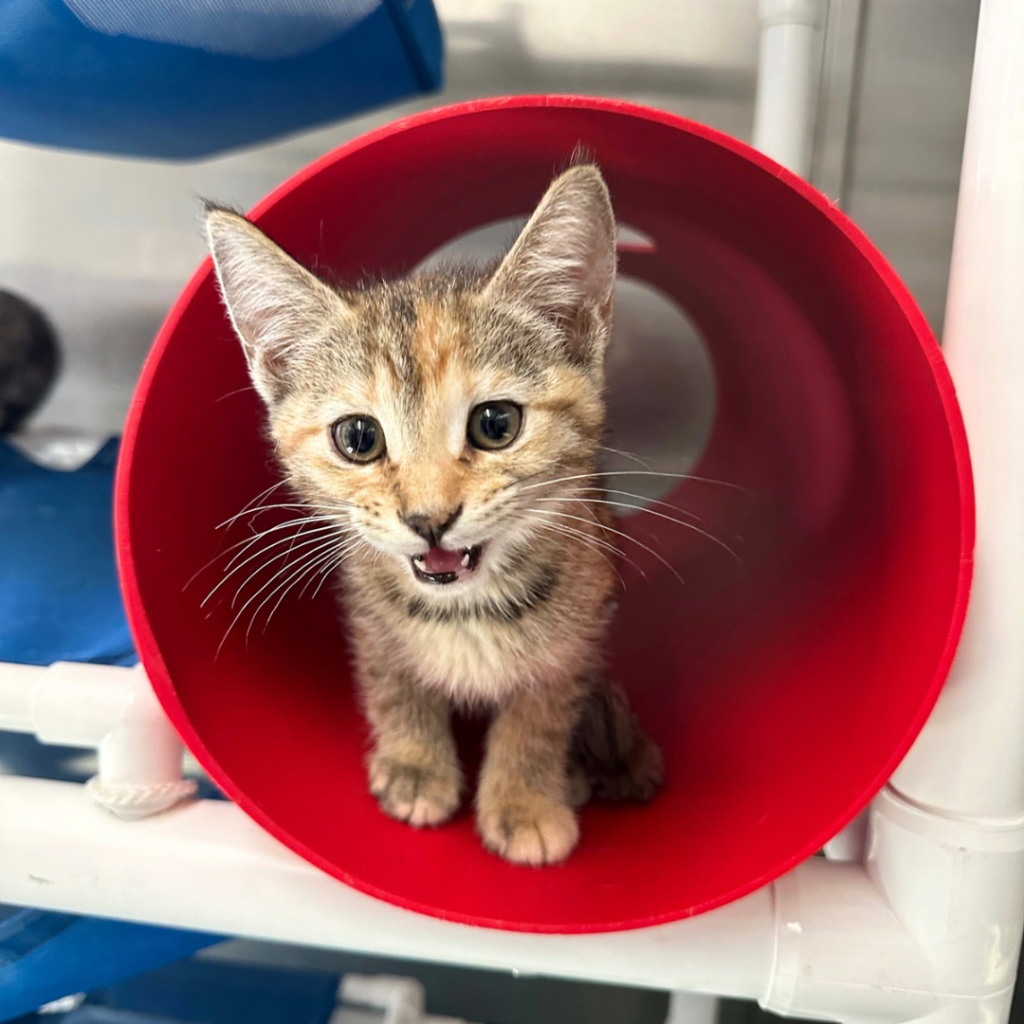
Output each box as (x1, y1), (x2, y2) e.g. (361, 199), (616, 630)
(115, 96), (973, 933)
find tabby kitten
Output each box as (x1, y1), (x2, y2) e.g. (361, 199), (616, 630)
(205, 165), (662, 865)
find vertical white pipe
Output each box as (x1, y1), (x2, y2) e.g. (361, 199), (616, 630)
(871, 5), (1024, 1023)
(752, 0), (827, 177)
(891, 0), (1024, 819)
(665, 992), (719, 1024)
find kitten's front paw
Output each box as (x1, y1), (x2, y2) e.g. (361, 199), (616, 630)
(477, 793), (579, 866)
(369, 753), (461, 827)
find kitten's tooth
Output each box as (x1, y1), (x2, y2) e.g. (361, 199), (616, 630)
(461, 552), (471, 567)
(414, 557), (426, 569)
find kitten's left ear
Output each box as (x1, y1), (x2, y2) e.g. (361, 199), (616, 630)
(483, 164), (616, 363)
(204, 206), (349, 406)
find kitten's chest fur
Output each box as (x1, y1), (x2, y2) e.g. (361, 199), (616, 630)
(344, 540), (614, 704)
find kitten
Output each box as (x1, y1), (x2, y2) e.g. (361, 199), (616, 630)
(205, 164), (662, 865)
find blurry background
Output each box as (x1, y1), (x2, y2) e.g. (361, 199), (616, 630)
(0, 0), (979, 435)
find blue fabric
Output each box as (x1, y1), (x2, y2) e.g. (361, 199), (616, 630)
(0, 916), (218, 1022)
(0, 0), (442, 158)
(85, 958), (341, 1024)
(0, 440), (218, 1021)
(0, 439), (135, 667)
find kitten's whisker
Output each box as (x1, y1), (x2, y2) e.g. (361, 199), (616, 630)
(538, 495), (740, 563)
(233, 477), (291, 517)
(201, 519), (344, 604)
(498, 463), (588, 494)
(216, 513), (348, 571)
(528, 482), (704, 524)
(184, 480), (299, 589)
(215, 384), (259, 403)
(287, 537), (361, 606)
(202, 521), (343, 608)
(188, 517), (312, 595)
(257, 537), (359, 637)
(599, 488), (704, 523)
(527, 507), (686, 587)
(217, 532), (344, 656)
(524, 515), (626, 561)
(227, 528), (344, 611)
(526, 520), (630, 588)
(519, 512), (649, 581)
(216, 501), (356, 530)
(304, 541), (362, 601)
(517, 470), (743, 494)
(598, 444), (654, 470)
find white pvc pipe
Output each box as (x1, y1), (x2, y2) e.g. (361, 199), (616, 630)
(664, 992), (719, 1024)
(0, 661), (42, 731)
(752, 0), (826, 177)
(0, 775), (773, 996)
(821, 809), (868, 862)
(0, 661), (193, 818)
(870, 3), (1024, 1022)
(0, 774), (941, 1017)
(760, 857), (938, 1023)
(870, 787), (1024, 1019)
(339, 976), (424, 1024)
(0, 660), (135, 743)
(890, 0), (1024, 822)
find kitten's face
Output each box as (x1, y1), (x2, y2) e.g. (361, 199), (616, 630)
(206, 165), (616, 593)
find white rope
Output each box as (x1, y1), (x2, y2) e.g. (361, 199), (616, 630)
(86, 776), (198, 820)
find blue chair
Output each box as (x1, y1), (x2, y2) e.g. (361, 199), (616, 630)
(0, 0), (443, 157)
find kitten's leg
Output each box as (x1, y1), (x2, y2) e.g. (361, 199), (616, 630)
(476, 682), (585, 866)
(571, 679), (663, 803)
(360, 664), (462, 828)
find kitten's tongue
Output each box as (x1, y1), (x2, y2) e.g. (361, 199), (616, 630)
(421, 547), (464, 575)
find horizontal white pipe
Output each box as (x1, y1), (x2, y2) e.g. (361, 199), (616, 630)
(0, 774), (937, 1013)
(0, 776), (772, 995)
(0, 662), (42, 731)
(891, 0), (1024, 821)
(761, 857), (937, 1023)
(752, 0), (826, 177)
(0, 660), (136, 745)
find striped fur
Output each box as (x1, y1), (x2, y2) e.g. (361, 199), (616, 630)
(206, 165), (661, 865)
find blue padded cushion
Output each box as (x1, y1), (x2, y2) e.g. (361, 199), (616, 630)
(0, 0), (443, 158)
(0, 439), (135, 667)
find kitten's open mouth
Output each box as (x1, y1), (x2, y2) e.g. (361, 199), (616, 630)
(411, 544), (483, 585)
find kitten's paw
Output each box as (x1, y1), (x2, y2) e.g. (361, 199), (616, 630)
(477, 794), (580, 866)
(369, 755), (461, 827)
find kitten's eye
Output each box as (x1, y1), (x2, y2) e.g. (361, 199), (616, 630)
(332, 415), (386, 463)
(467, 401), (523, 451)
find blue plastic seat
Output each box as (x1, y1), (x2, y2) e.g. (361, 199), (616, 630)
(0, 0), (442, 157)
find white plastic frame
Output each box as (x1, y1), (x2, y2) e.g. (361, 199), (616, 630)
(2, 0), (1023, 1020)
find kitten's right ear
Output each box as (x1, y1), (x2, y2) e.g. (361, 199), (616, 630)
(204, 206), (347, 406)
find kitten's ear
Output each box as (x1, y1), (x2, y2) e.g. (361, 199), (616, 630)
(484, 165), (616, 362)
(204, 206), (347, 406)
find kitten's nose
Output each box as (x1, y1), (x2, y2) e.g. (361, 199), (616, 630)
(401, 506), (463, 548)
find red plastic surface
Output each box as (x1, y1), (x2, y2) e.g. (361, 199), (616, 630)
(115, 96), (974, 933)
